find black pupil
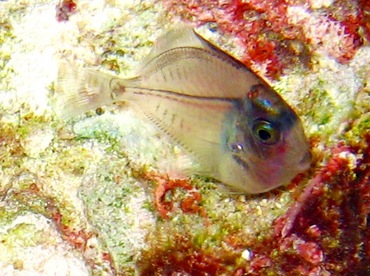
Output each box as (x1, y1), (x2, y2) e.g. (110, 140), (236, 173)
(258, 129), (271, 141)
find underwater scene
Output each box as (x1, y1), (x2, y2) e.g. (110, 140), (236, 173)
(0, 0), (369, 275)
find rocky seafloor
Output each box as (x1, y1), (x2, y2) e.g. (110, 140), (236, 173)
(0, 0), (368, 275)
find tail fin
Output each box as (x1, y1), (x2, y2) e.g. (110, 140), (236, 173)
(55, 62), (117, 119)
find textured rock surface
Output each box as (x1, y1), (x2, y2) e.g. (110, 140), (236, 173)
(0, 0), (368, 275)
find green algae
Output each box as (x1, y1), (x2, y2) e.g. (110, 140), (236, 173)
(2, 223), (44, 248)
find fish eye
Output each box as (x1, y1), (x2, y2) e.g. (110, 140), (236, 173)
(252, 120), (280, 144)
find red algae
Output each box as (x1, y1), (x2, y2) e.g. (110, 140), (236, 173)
(148, 173), (204, 219)
(48, 200), (116, 273)
(56, 0), (77, 22)
(163, 0), (365, 77)
(138, 234), (227, 276)
(247, 136), (370, 275)
(359, 0), (370, 42)
(138, 135), (369, 274)
(48, 202), (92, 252)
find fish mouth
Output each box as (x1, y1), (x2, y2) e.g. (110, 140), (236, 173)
(233, 155), (249, 171)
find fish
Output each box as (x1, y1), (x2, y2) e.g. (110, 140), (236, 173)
(56, 27), (311, 194)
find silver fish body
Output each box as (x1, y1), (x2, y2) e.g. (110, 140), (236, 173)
(56, 27), (311, 194)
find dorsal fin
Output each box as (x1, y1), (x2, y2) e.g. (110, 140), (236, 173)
(138, 26), (212, 69)
(129, 27), (261, 99)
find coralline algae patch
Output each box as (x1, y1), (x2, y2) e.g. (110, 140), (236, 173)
(0, 0), (369, 275)
(163, 0), (368, 78)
